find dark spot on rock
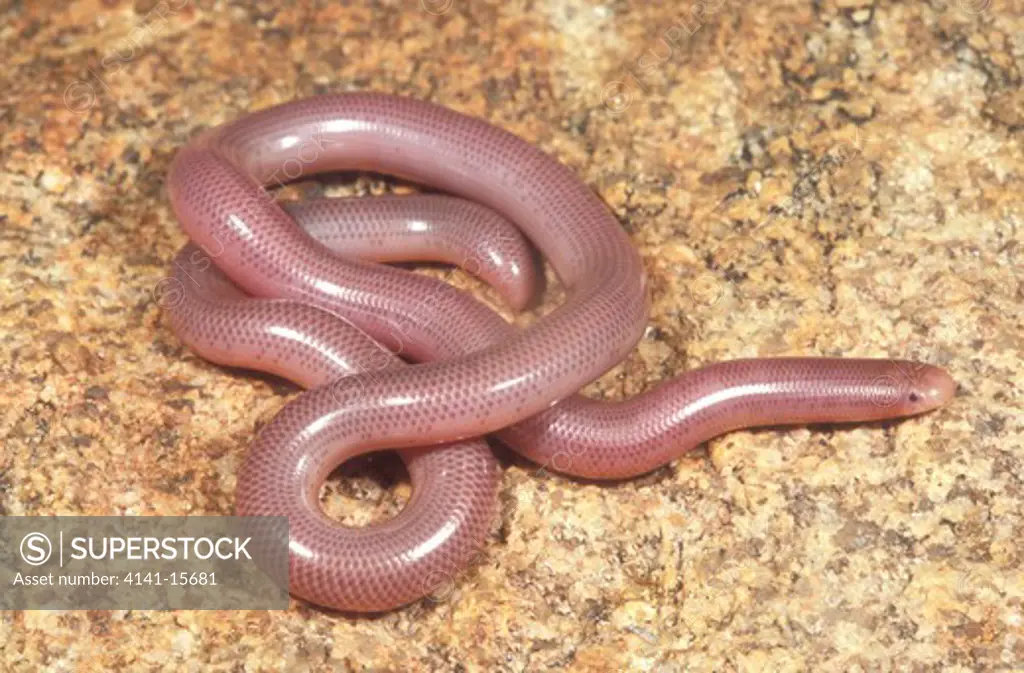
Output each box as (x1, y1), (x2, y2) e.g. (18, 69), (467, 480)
(699, 165), (746, 186)
(833, 520), (881, 552)
(984, 414), (1006, 435)
(85, 386), (109, 400)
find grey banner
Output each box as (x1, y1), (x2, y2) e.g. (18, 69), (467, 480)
(0, 517), (289, 609)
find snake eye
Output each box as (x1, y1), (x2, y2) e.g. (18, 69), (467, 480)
(908, 391), (921, 403)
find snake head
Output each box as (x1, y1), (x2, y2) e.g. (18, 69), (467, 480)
(885, 363), (956, 415)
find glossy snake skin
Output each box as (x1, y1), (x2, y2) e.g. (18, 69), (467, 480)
(165, 93), (955, 612)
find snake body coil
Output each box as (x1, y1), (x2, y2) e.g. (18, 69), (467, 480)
(166, 94), (955, 611)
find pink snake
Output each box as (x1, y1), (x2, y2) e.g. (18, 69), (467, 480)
(164, 93), (956, 612)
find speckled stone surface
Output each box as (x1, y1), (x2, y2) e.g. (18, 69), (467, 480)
(1, 0), (1022, 670)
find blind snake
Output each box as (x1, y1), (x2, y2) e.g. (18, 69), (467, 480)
(165, 93), (955, 612)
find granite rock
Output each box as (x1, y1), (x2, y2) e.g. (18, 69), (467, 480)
(1, 0), (1022, 671)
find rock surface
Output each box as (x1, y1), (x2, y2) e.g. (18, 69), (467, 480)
(1, 0), (1021, 671)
